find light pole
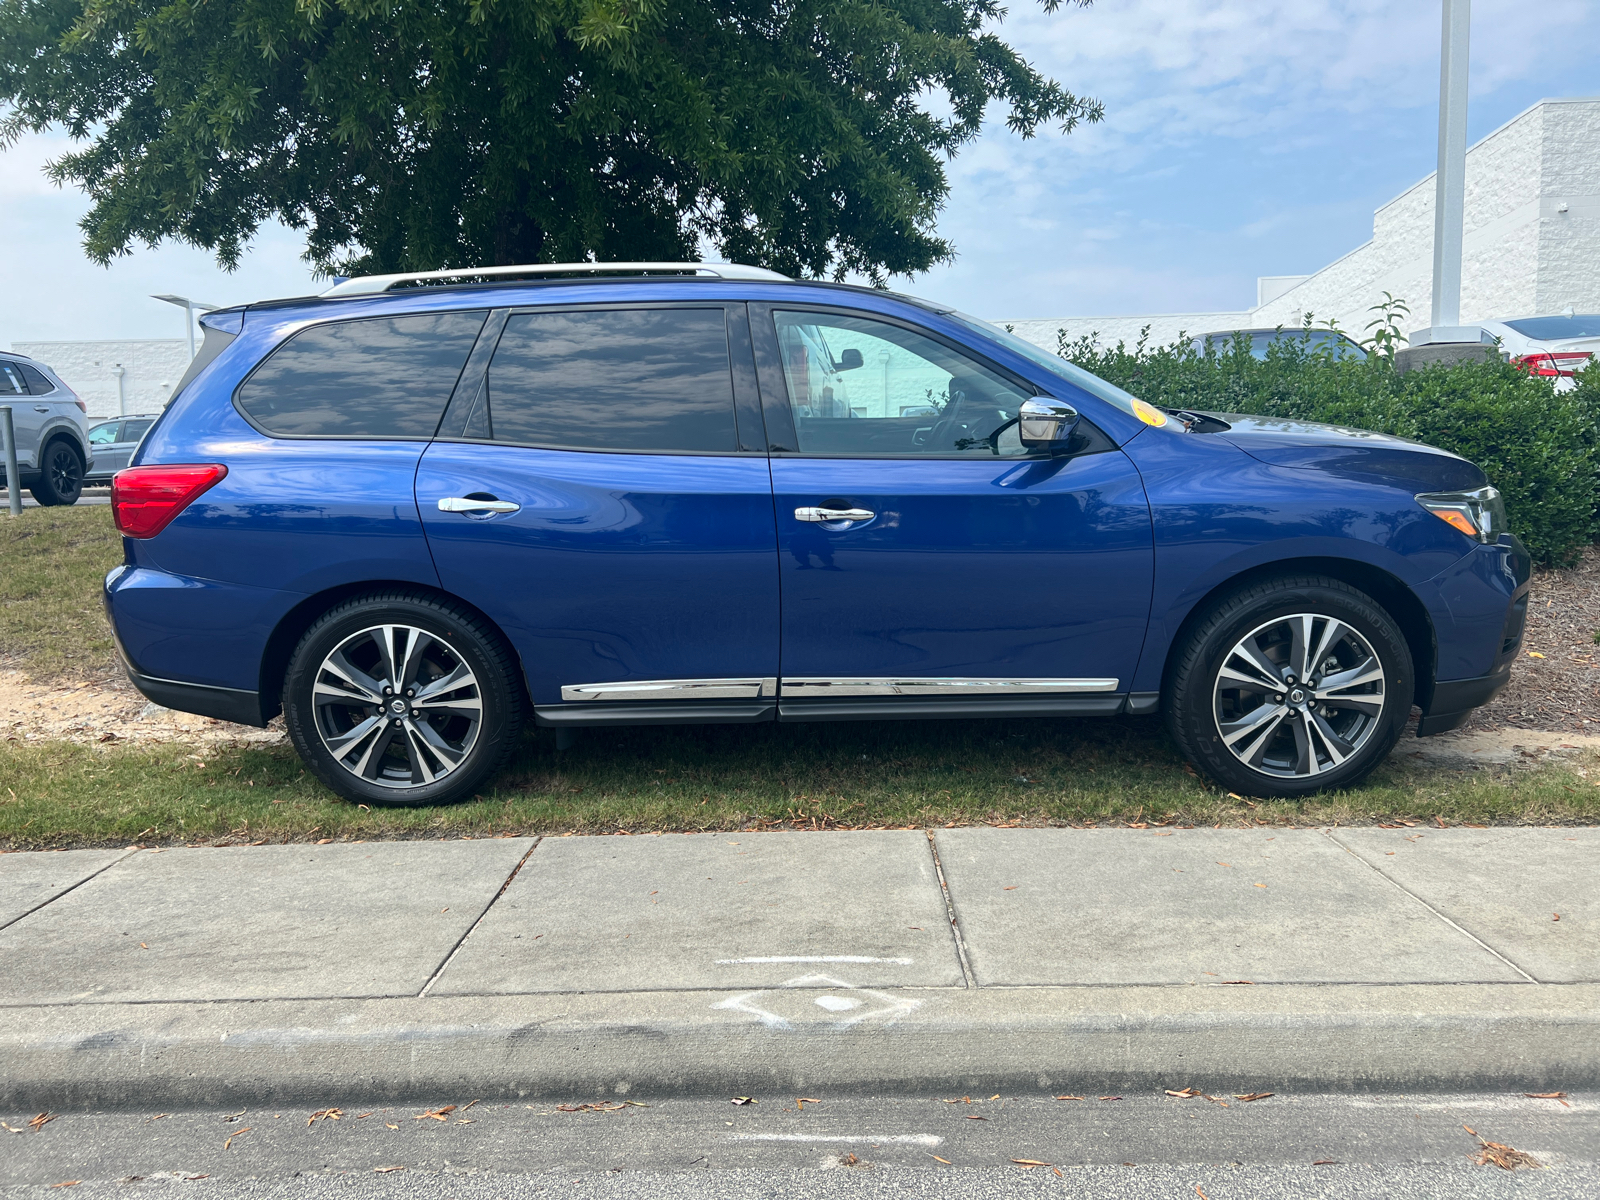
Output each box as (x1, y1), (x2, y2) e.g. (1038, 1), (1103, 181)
(1415, 0), (1474, 347)
(152, 294), (219, 359)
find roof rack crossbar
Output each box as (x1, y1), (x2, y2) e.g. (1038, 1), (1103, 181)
(320, 261), (788, 298)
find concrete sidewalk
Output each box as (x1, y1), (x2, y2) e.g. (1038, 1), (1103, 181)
(2, 826), (1596, 1106)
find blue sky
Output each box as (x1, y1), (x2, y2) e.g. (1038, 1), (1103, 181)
(3, 0), (1597, 342)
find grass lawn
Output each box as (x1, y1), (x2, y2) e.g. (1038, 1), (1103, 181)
(2, 504), (1596, 848)
(3, 717), (1597, 849)
(0, 504), (122, 679)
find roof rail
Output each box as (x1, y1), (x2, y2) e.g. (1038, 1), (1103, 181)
(319, 261), (789, 299)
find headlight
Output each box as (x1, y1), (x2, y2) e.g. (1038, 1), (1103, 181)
(1415, 485), (1507, 544)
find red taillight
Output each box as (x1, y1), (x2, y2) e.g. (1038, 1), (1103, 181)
(111, 464), (228, 539)
(1512, 351), (1593, 378)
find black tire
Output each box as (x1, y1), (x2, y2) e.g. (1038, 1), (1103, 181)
(283, 592), (525, 807)
(29, 439), (84, 506)
(1165, 575), (1413, 797)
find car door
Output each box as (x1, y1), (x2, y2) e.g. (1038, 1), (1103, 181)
(0, 361), (42, 470)
(415, 301), (780, 726)
(751, 304), (1154, 719)
(110, 418), (155, 475)
(87, 421), (122, 477)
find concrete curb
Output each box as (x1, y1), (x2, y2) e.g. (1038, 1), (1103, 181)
(4, 984), (1597, 1109)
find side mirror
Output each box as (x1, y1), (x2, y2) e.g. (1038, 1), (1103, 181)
(835, 348), (864, 371)
(1018, 397), (1080, 448)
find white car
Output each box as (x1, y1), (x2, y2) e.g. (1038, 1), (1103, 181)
(1475, 313), (1599, 390)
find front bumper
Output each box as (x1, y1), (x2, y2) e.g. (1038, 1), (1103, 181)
(1417, 534), (1531, 737)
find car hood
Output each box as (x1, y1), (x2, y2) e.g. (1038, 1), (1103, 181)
(1206, 414), (1488, 492)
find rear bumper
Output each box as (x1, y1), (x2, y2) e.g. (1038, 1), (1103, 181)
(121, 660), (270, 728)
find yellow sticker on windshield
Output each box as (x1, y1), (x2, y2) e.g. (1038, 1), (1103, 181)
(1132, 399), (1168, 427)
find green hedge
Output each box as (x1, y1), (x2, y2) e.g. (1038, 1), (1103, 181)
(1057, 330), (1600, 567)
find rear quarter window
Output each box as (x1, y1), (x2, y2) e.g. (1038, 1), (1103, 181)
(237, 312), (487, 438)
(16, 363), (57, 394)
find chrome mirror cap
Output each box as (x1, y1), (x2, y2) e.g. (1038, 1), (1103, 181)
(1018, 397), (1080, 447)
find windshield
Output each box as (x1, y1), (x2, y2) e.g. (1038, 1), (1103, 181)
(949, 313), (1146, 419)
(1504, 315), (1600, 340)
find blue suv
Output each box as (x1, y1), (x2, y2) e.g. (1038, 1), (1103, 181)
(104, 263), (1530, 806)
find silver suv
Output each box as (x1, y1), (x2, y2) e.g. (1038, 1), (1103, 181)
(0, 351), (93, 505)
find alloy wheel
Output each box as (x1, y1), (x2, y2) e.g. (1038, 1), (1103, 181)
(1212, 612), (1386, 779)
(312, 624), (483, 789)
(48, 446), (81, 495)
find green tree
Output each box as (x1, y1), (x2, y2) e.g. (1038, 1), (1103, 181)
(0, 0), (1101, 279)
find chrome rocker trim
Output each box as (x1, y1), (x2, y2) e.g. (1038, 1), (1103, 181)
(561, 677), (779, 702)
(778, 677), (1119, 697)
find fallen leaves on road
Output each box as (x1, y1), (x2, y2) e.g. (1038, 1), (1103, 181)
(0, 1122), (23, 1134)
(1098, 1096), (1122, 1102)
(1166, 1088), (1201, 1098)
(1525, 1092), (1570, 1107)
(1465, 1125), (1542, 1170)
(1312, 1159), (1336, 1165)
(1195, 1188), (1209, 1200)
(1223, 980), (1256, 985)
(731, 1097), (757, 1106)
(386, 1124), (399, 1130)
(1011, 1159), (1052, 1168)
(223, 1128), (251, 1150)
(374, 1166), (406, 1173)
(1234, 1093), (1274, 1102)
(965, 1115), (987, 1121)
(554, 1102), (649, 1113)
(48, 1182), (79, 1189)
(796, 1098), (820, 1110)
(1053, 1095), (1084, 1101)
(930, 1155), (951, 1164)
(28, 1114), (55, 1131)
(307, 1109), (343, 1126)
(415, 1106), (456, 1121)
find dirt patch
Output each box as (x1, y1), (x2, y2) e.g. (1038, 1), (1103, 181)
(1465, 545), (1600, 734)
(0, 669), (284, 748)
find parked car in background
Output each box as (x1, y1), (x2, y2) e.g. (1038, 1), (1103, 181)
(1191, 328), (1368, 361)
(104, 262), (1528, 807)
(0, 350), (92, 505)
(1479, 313), (1599, 390)
(85, 415), (160, 484)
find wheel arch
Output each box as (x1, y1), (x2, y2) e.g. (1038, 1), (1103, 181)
(1157, 556), (1437, 712)
(256, 580), (531, 722)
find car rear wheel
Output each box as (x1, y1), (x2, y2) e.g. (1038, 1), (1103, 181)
(283, 592), (525, 807)
(29, 440), (84, 506)
(1165, 576), (1413, 797)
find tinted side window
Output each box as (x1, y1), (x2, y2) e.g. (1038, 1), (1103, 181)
(16, 363), (57, 394)
(486, 308), (736, 452)
(0, 364), (25, 395)
(237, 312), (486, 437)
(123, 419), (154, 441)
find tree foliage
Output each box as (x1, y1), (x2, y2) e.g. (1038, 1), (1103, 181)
(0, 0), (1100, 277)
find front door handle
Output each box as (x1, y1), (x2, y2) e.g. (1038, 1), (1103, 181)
(795, 506), (875, 523)
(438, 496), (520, 515)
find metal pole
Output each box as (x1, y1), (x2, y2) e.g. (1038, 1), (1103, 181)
(113, 364), (126, 416)
(1, 406), (21, 517)
(1430, 0), (1470, 331)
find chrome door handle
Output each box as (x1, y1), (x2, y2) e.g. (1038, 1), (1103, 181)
(795, 506), (875, 523)
(438, 496), (520, 514)
(33, 405), (51, 414)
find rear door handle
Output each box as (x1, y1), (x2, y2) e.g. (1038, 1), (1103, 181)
(33, 405), (51, 414)
(795, 506), (875, 523)
(438, 496), (520, 514)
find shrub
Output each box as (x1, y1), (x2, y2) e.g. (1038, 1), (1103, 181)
(1058, 328), (1600, 567)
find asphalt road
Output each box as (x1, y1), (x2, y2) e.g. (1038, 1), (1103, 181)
(3, 1092), (1594, 1198)
(0, 487), (110, 508)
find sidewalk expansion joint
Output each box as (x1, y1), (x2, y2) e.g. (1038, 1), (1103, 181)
(0, 846), (142, 935)
(1320, 828), (1540, 984)
(926, 829), (976, 989)
(417, 836), (541, 998)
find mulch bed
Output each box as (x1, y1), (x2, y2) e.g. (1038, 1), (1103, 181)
(1463, 545), (1600, 734)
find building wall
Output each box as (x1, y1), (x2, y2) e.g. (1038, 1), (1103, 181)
(9, 339), (192, 420)
(1005, 97), (1600, 356)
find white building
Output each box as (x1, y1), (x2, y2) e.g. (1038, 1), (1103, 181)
(1005, 96), (1600, 354)
(9, 338), (192, 420)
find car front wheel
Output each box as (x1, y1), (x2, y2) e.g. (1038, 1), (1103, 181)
(283, 592), (525, 807)
(1166, 576), (1413, 797)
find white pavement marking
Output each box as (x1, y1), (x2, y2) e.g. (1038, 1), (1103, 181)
(716, 956), (914, 965)
(728, 1133), (945, 1147)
